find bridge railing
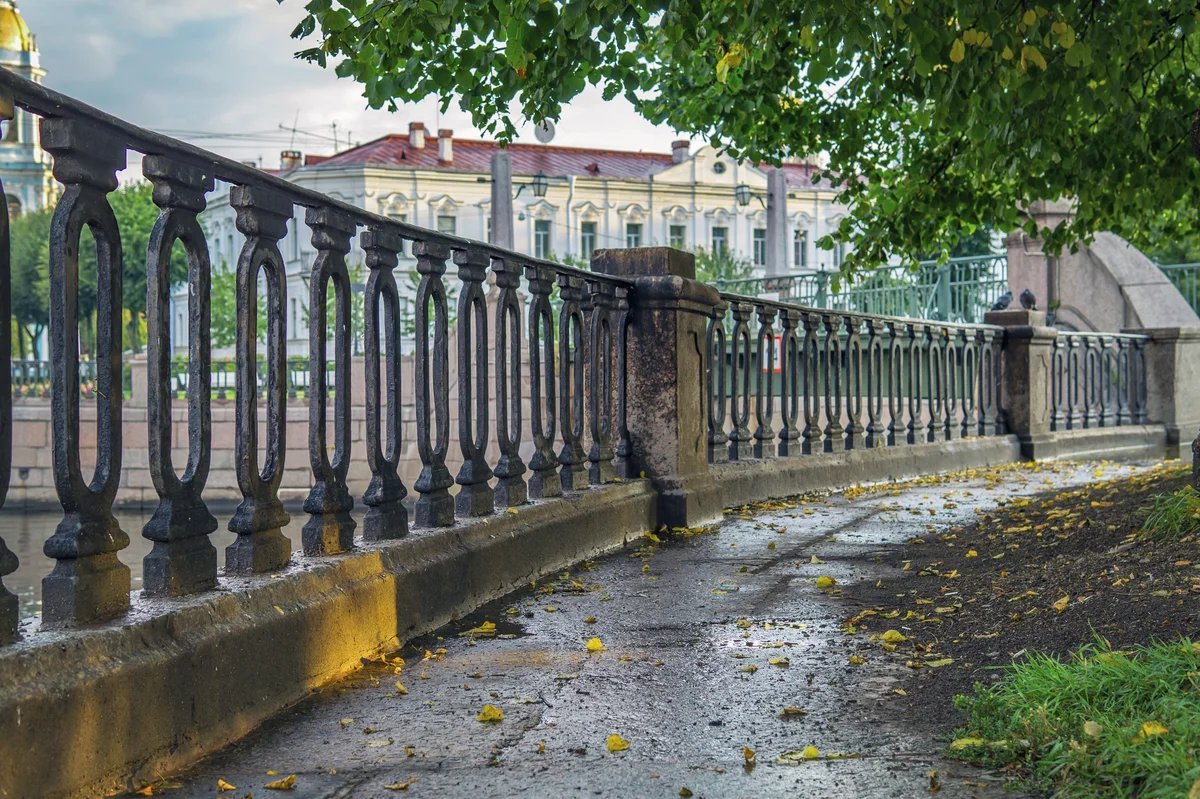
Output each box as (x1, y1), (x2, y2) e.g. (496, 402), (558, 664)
(0, 68), (633, 640)
(1049, 331), (1149, 431)
(715, 254), (1008, 323)
(706, 294), (1007, 462)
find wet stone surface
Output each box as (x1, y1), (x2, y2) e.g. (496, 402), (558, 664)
(150, 460), (1152, 799)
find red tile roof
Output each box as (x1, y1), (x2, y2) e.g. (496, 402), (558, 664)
(303, 130), (839, 190)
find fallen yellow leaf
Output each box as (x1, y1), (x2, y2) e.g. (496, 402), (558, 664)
(742, 746), (756, 766)
(740, 664), (758, 674)
(383, 778), (417, 791)
(1083, 721), (1103, 738)
(476, 704), (505, 723)
(780, 706), (807, 718)
(264, 774), (297, 791)
(801, 745), (819, 759)
(464, 621), (497, 637)
(848, 655), (865, 665)
(586, 637), (606, 653)
(395, 682), (408, 696)
(880, 629), (907, 643)
(768, 656), (790, 667)
(606, 733), (630, 752)
(925, 658), (954, 668)
(217, 779), (237, 793)
(1052, 595), (1070, 613)
(583, 616), (597, 624)
(810, 555), (824, 564)
(815, 575), (837, 588)
(1141, 720), (1168, 738)
(949, 737), (986, 751)
(965, 550), (978, 558)
(679, 789), (694, 798)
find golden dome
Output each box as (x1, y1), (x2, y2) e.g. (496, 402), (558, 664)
(0, 2), (33, 53)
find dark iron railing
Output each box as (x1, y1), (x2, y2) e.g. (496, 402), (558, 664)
(1049, 331), (1148, 431)
(707, 294), (1007, 462)
(0, 69), (633, 639)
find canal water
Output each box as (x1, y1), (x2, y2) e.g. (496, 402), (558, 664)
(4, 506), (312, 621)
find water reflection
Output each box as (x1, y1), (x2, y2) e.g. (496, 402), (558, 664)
(4, 505), (313, 620)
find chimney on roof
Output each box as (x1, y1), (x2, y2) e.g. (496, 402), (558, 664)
(437, 129), (453, 163)
(671, 139), (690, 164)
(408, 122), (426, 149)
(280, 149), (303, 170)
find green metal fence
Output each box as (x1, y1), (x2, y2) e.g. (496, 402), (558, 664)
(1156, 263), (1200, 312)
(715, 254), (1008, 324)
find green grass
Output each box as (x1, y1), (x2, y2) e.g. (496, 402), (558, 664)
(1141, 485), (1200, 541)
(950, 639), (1200, 798)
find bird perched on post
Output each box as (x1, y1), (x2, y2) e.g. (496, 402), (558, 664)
(1019, 288), (1038, 311)
(990, 290), (1012, 311)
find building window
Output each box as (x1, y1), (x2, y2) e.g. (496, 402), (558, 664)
(581, 221), (597, 259)
(535, 219), (551, 259)
(752, 228), (766, 267)
(794, 229), (808, 269)
(668, 224), (686, 249)
(625, 222), (642, 248)
(833, 241), (845, 267)
(486, 216), (493, 244)
(388, 211), (411, 255)
(176, 312), (185, 348)
(290, 297), (299, 336)
(711, 226), (728, 254)
(436, 214), (457, 236)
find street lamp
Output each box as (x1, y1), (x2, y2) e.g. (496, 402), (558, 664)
(733, 183), (753, 207)
(531, 173), (549, 198)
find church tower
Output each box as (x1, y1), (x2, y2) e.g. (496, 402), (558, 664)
(0, 0), (52, 216)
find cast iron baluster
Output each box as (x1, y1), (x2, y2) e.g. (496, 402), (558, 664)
(777, 308), (802, 456)
(558, 274), (588, 490)
(727, 301), (753, 460)
(943, 329), (959, 441)
(413, 241), (455, 526)
(587, 278), (616, 483)
(1114, 338), (1131, 426)
(822, 313), (845, 452)
(843, 314), (863, 450)
(886, 320), (905, 446)
(1049, 337), (1064, 431)
(752, 304), (777, 459)
(1065, 336), (1081, 430)
(453, 249), (494, 516)
(142, 156), (218, 596)
(1098, 337), (1115, 427)
(863, 318), (885, 448)
(706, 305), (729, 463)
(0, 163), (14, 641)
(801, 310), (821, 454)
(227, 185), (292, 574)
(301, 207), (357, 554)
(905, 322), (924, 445)
(1081, 337), (1096, 429)
(926, 326), (944, 443)
(1132, 338), (1148, 423)
(612, 285), (633, 478)
(492, 256), (527, 506)
(41, 119), (131, 625)
(360, 227), (407, 539)
(525, 264), (560, 497)
(958, 328), (975, 439)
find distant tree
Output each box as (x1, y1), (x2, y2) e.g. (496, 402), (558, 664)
(9, 208), (50, 360)
(692, 247), (753, 285)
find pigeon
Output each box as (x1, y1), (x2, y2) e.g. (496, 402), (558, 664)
(1019, 288), (1038, 311)
(990, 290), (1012, 311)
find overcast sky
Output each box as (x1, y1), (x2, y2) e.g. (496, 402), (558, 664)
(21, 0), (679, 168)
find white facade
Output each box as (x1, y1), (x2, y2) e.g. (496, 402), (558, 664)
(181, 134), (848, 357)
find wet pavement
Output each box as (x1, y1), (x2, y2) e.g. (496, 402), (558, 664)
(149, 460), (1155, 799)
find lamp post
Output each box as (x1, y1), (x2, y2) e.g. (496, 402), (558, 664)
(733, 169), (788, 276)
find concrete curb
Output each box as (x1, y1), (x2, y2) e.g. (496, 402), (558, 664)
(0, 481), (657, 799)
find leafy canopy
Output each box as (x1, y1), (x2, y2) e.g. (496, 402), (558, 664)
(284, 1), (1200, 273)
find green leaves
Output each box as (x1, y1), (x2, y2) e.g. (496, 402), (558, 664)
(281, 0), (1200, 273)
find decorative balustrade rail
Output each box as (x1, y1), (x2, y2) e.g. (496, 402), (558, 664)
(11, 359), (133, 399)
(0, 69), (633, 641)
(706, 294), (1007, 462)
(1157, 262), (1200, 313)
(1049, 331), (1148, 431)
(716, 254), (1008, 324)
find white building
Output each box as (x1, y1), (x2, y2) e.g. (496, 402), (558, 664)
(185, 125), (848, 356)
(0, 0), (54, 217)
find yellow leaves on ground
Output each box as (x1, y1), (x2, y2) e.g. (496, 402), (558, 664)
(780, 706), (808, 718)
(1083, 720), (1103, 738)
(815, 575), (837, 588)
(768, 656), (791, 667)
(740, 664), (759, 674)
(1134, 720), (1169, 742)
(264, 774), (297, 791)
(464, 621), (496, 637)
(383, 778), (417, 791)
(965, 550), (978, 558)
(217, 779), (237, 793)
(881, 629), (907, 643)
(810, 554), (825, 564)
(586, 637), (606, 653)
(742, 746), (756, 766)
(949, 737), (986, 751)
(606, 733), (630, 752)
(679, 788), (694, 798)
(395, 682), (408, 696)
(777, 745), (821, 763)
(476, 704), (505, 723)
(848, 654), (865, 665)
(583, 616), (597, 624)
(1052, 595), (1071, 613)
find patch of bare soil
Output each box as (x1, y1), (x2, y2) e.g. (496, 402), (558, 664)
(839, 462), (1200, 732)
